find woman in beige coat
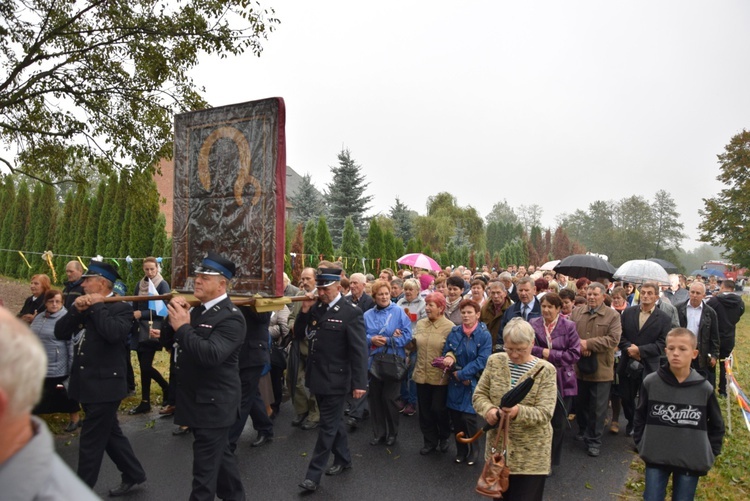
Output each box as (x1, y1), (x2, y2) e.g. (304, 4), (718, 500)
(412, 292), (455, 455)
(473, 318), (557, 501)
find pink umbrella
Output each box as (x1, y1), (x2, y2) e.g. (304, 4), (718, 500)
(396, 253), (441, 272)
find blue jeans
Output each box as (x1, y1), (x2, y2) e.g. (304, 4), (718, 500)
(644, 466), (700, 501)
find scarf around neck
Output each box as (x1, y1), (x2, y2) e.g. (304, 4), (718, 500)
(139, 273), (163, 296)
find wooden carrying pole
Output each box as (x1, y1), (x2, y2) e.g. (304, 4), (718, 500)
(101, 292), (311, 312)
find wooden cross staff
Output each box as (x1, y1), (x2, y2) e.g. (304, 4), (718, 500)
(102, 292), (311, 313)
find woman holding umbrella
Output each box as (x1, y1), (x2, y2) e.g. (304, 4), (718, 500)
(528, 293), (581, 467)
(473, 318), (557, 501)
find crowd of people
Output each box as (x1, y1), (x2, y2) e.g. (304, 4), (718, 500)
(3, 258), (744, 500)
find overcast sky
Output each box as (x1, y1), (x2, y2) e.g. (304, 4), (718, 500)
(193, 0), (750, 250)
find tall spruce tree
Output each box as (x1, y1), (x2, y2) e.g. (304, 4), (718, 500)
(29, 183), (59, 276)
(389, 197), (414, 242)
(367, 219), (384, 269)
(97, 174), (118, 253)
(325, 148), (372, 246)
(105, 173), (129, 258)
(5, 180), (31, 276)
(0, 178), (17, 256)
(127, 173), (160, 259)
(70, 184), (90, 254)
(289, 173), (326, 225)
(316, 216), (334, 261)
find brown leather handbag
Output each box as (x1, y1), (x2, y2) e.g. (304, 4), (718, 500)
(475, 410), (511, 498)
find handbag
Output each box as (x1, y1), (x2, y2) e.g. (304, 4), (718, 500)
(369, 339), (407, 382)
(577, 353), (598, 374)
(137, 318), (162, 345)
(476, 410), (511, 498)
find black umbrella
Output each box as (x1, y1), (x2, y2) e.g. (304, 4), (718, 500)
(456, 365), (544, 444)
(553, 254), (617, 281)
(647, 258), (678, 274)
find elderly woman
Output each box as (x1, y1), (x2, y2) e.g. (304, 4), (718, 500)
(466, 279), (487, 307)
(397, 278), (427, 416)
(607, 286), (628, 434)
(473, 318), (557, 501)
(444, 276), (466, 325)
(442, 299), (492, 465)
(412, 292), (455, 455)
(18, 274), (52, 323)
(129, 257), (170, 415)
(529, 293), (581, 467)
(366, 279), (412, 446)
(31, 289), (81, 432)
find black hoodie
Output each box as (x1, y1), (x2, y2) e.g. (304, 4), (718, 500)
(634, 366), (724, 475)
(707, 292), (745, 338)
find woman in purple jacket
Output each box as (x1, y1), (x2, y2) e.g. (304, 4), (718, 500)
(530, 293), (581, 467)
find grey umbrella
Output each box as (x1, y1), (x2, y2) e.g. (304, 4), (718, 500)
(553, 254), (617, 281)
(647, 258), (678, 274)
(614, 259), (671, 285)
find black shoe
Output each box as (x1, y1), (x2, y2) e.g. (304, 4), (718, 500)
(251, 434), (273, 447)
(64, 421), (79, 433)
(438, 439), (450, 453)
(420, 445), (436, 455)
(172, 426), (191, 436)
(128, 401), (151, 415)
(587, 446), (600, 457)
(345, 417), (358, 429)
(301, 420), (319, 430)
(466, 448), (479, 466)
(108, 481), (143, 497)
(298, 479), (318, 492)
(325, 463), (352, 476)
(386, 436), (397, 446)
(291, 413), (308, 427)
(454, 454), (465, 464)
(370, 436), (386, 446)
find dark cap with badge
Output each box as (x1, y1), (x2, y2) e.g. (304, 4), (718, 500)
(195, 251), (236, 280)
(316, 268), (343, 288)
(82, 260), (121, 283)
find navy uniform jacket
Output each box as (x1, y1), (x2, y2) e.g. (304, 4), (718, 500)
(238, 307), (271, 369)
(294, 298), (368, 396)
(161, 297), (246, 428)
(54, 300), (132, 403)
(618, 305), (671, 375)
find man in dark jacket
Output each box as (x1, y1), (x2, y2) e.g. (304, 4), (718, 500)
(62, 260), (85, 310)
(54, 261), (146, 496)
(618, 282), (672, 436)
(706, 280), (745, 396)
(676, 282), (720, 387)
(295, 266), (368, 492)
(228, 307), (274, 449)
(500, 277), (541, 335)
(479, 280), (512, 351)
(162, 252), (246, 501)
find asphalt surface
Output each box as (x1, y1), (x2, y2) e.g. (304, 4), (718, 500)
(54, 401), (637, 500)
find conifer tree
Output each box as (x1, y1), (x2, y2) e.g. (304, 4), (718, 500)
(152, 213), (167, 259)
(5, 180), (31, 276)
(290, 223), (304, 283)
(84, 182), (106, 257)
(289, 173), (326, 225)
(367, 219), (384, 270)
(383, 230), (397, 262)
(326, 148), (373, 246)
(105, 173), (129, 258)
(127, 173), (160, 259)
(29, 183), (59, 276)
(316, 215), (334, 261)
(303, 219), (318, 264)
(70, 184), (90, 257)
(54, 189), (76, 274)
(0, 178), (17, 255)
(97, 175), (118, 253)
(340, 216), (362, 274)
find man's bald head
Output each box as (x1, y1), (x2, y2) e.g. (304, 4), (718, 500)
(0, 308), (46, 417)
(65, 260), (83, 282)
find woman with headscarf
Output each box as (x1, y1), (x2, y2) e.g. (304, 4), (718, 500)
(473, 318), (557, 501)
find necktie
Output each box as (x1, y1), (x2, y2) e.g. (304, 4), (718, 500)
(589, 308), (597, 315)
(522, 305), (529, 320)
(191, 304), (206, 323)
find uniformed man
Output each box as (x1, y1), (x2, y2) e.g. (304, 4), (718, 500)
(54, 261), (147, 496)
(295, 266), (368, 492)
(162, 252), (246, 501)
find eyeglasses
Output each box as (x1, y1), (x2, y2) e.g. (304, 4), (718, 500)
(504, 346), (530, 355)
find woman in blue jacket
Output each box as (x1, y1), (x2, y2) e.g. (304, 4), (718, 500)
(442, 299), (492, 465)
(365, 279), (412, 446)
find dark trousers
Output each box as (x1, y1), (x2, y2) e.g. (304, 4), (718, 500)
(305, 393), (351, 484)
(503, 474), (547, 501)
(270, 363), (284, 413)
(575, 379), (611, 448)
(136, 344), (168, 403)
(78, 401), (146, 488)
(346, 387), (369, 419)
(228, 366), (273, 451)
(166, 350), (177, 406)
(368, 376), (401, 439)
(550, 396), (572, 466)
(719, 335), (735, 394)
(33, 376), (80, 414)
(448, 409), (479, 460)
(126, 347), (135, 391)
(194, 426), (245, 501)
(416, 383), (450, 447)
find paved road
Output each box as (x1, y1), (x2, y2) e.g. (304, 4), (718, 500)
(55, 401), (636, 500)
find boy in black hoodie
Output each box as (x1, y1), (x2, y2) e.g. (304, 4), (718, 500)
(634, 328), (724, 501)
(706, 280), (745, 396)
